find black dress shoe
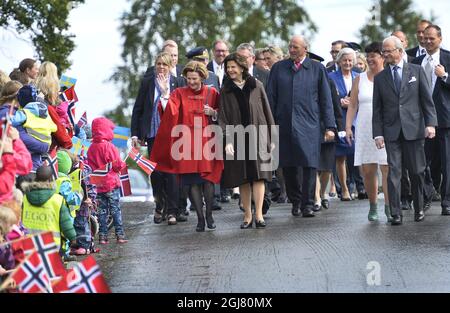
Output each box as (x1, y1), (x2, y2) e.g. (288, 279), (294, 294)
(302, 208), (315, 218)
(206, 216), (216, 229)
(401, 199), (411, 210)
(358, 192), (368, 200)
(240, 219), (253, 229)
(196, 223), (205, 232)
(391, 215), (403, 225)
(441, 207), (450, 216)
(219, 195), (231, 203)
(340, 197), (352, 201)
(153, 213), (163, 224)
(321, 199), (329, 210)
(424, 199), (432, 212)
(231, 193), (240, 200)
(414, 210), (425, 222)
(312, 204), (321, 212)
(212, 204), (222, 211)
(176, 214), (188, 222)
(255, 220), (266, 228)
(291, 205), (300, 217)
(432, 191), (441, 202)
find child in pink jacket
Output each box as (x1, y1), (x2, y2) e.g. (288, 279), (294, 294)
(87, 117), (127, 244)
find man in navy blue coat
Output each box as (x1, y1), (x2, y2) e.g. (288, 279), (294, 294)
(267, 35), (336, 217)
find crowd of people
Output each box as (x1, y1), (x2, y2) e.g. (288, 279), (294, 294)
(0, 58), (129, 283)
(1, 18), (449, 283)
(131, 19), (449, 231)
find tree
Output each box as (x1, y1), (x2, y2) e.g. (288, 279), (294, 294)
(108, 0), (317, 126)
(0, 0), (85, 73)
(358, 0), (427, 49)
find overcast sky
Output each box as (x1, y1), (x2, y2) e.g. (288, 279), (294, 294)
(0, 0), (449, 122)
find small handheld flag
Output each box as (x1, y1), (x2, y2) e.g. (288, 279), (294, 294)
(128, 148), (157, 175)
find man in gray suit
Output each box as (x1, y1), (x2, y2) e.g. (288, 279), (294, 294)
(372, 36), (437, 225)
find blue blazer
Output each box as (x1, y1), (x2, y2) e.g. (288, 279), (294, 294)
(328, 69), (358, 153)
(328, 69), (359, 98)
(131, 73), (183, 141)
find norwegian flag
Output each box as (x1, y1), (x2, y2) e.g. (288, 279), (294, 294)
(11, 231), (66, 278)
(79, 154), (91, 172)
(128, 148), (157, 175)
(52, 256), (111, 293)
(76, 111), (87, 128)
(42, 149), (59, 180)
(68, 101), (76, 128)
(89, 162), (112, 186)
(119, 167), (132, 197)
(60, 85), (78, 103)
(9, 251), (52, 293)
(60, 86), (78, 127)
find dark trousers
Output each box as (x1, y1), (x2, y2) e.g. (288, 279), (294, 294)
(424, 136), (442, 201)
(438, 128), (450, 207)
(401, 167), (412, 202)
(147, 138), (179, 216)
(385, 134), (426, 216)
(283, 166), (317, 210)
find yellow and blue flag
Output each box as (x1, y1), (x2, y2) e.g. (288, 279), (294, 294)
(60, 75), (77, 89)
(113, 126), (130, 148)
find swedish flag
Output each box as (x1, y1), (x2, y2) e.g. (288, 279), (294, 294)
(113, 126), (130, 148)
(60, 75), (77, 88)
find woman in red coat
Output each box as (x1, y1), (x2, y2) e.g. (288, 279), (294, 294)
(151, 61), (223, 232)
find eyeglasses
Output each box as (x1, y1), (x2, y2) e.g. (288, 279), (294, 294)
(381, 48), (398, 54)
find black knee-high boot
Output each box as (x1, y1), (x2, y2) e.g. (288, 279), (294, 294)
(203, 182), (216, 229)
(190, 184), (205, 232)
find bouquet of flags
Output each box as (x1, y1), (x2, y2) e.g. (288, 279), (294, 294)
(0, 232), (111, 293)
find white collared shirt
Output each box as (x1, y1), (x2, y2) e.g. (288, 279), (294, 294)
(421, 50), (440, 88)
(416, 45), (427, 58)
(389, 59), (404, 81)
(213, 60), (224, 86)
(403, 51), (408, 63)
(248, 65), (254, 77)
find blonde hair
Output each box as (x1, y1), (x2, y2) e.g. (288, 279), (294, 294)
(35, 61), (60, 105)
(263, 45), (284, 60)
(0, 70), (11, 92)
(182, 61), (209, 80)
(0, 80), (22, 106)
(0, 206), (18, 237)
(155, 52), (173, 68)
(356, 52), (368, 72)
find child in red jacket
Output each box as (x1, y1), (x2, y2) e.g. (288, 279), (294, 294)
(87, 117), (127, 244)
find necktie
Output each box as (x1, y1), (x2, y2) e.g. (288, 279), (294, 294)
(424, 55), (434, 88)
(392, 65), (401, 94)
(420, 48), (426, 55)
(294, 61), (302, 70)
(217, 65), (224, 87)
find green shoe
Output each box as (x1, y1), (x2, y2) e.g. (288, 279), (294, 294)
(368, 207), (379, 221)
(385, 205), (393, 222)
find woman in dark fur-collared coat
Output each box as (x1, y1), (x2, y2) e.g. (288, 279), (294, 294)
(218, 53), (276, 229)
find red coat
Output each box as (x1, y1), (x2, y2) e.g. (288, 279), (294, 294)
(0, 154), (16, 203)
(12, 137), (32, 176)
(150, 85), (223, 184)
(47, 104), (73, 151)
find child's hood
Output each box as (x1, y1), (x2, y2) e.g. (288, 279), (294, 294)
(22, 181), (56, 206)
(23, 102), (49, 119)
(92, 117), (115, 142)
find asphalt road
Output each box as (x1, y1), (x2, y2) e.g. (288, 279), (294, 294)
(93, 197), (450, 293)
